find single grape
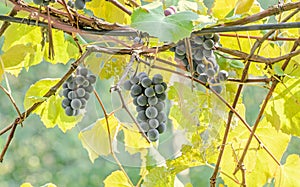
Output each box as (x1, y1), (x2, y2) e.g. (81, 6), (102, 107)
(175, 53), (185, 60)
(145, 106), (158, 119)
(206, 68), (216, 77)
(203, 39), (215, 50)
(141, 77), (152, 88)
(87, 74), (97, 84)
(154, 102), (165, 112)
(218, 70), (229, 81)
(204, 33), (214, 39)
(71, 98), (82, 110)
(65, 107), (74, 116)
(157, 123), (166, 134)
(157, 92), (167, 101)
(84, 84), (94, 93)
(133, 97), (139, 106)
(210, 78), (223, 94)
(75, 0), (85, 9)
(198, 73), (208, 83)
(83, 92), (90, 100)
(149, 119), (159, 129)
(203, 49), (213, 57)
(193, 36), (205, 45)
(193, 50), (203, 61)
(154, 84), (165, 94)
(78, 67), (88, 76)
(152, 74), (163, 84)
(33, 0), (43, 5)
(213, 34), (220, 43)
(161, 82), (168, 90)
(147, 129), (159, 142)
(164, 8), (175, 16)
(62, 98), (71, 108)
(131, 84), (143, 96)
(168, 6), (177, 13)
(62, 82), (68, 89)
(137, 110), (148, 121)
(175, 45), (186, 56)
(63, 89), (70, 98)
(82, 80), (90, 87)
(137, 95), (148, 106)
(67, 81), (76, 90)
(157, 111), (167, 123)
(75, 75), (85, 85)
(67, 91), (77, 100)
(137, 72), (148, 80)
(136, 105), (147, 112)
(67, 0), (74, 8)
(144, 87), (155, 97)
(139, 122), (150, 132)
(148, 96), (158, 106)
(76, 88), (86, 97)
(196, 64), (205, 74)
(80, 98), (87, 109)
(130, 76), (140, 84)
(123, 80), (133, 91)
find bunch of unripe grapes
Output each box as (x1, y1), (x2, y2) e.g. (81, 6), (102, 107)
(33, 0), (56, 6)
(123, 72), (168, 142)
(171, 33), (228, 94)
(67, 0), (91, 9)
(61, 67), (96, 116)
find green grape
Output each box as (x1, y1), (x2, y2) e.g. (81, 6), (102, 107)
(65, 107), (74, 116)
(145, 106), (158, 119)
(193, 36), (205, 45)
(75, 76), (85, 85)
(80, 98), (87, 109)
(152, 74), (163, 84)
(206, 68), (216, 77)
(198, 73), (208, 83)
(148, 96), (158, 106)
(131, 84), (143, 96)
(136, 105), (147, 112)
(67, 81), (76, 90)
(84, 84), (94, 93)
(157, 111), (167, 123)
(144, 87), (155, 97)
(139, 122), (150, 132)
(123, 80), (133, 91)
(213, 34), (220, 43)
(130, 76), (140, 84)
(33, 0), (43, 5)
(78, 67), (88, 76)
(204, 33), (214, 39)
(63, 89), (70, 98)
(87, 74), (97, 84)
(62, 98), (71, 108)
(203, 39), (215, 50)
(133, 97), (139, 106)
(157, 123), (166, 134)
(147, 129), (159, 142)
(67, 91), (77, 100)
(141, 77), (152, 88)
(157, 92), (166, 101)
(71, 98), (82, 110)
(137, 110), (148, 121)
(154, 84), (165, 94)
(154, 102), (165, 112)
(217, 70), (229, 81)
(149, 119), (159, 129)
(203, 49), (213, 57)
(84, 92), (90, 100)
(76, 88), (86, 97)
(137, 95), (148, 106)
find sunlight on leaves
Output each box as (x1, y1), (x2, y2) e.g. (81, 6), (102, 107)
(103, 170), (132, 187)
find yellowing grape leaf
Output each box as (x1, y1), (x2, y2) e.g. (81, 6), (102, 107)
(103, 170), (132, 187)
(274, 155), (300, 187)
(123, 126), (151, 154)
(24, 79), (82, 132)
(234, 0), (255, 15)
(212, 0), (237, 19)
(78, 115), (120, 163)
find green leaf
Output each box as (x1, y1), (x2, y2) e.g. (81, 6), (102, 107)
(131, 2), (198, 42)
(274, 64), (285, 76)
(23, 79), (82, 132)
(143, 167), (175, 187)
(275, 155), (300, 187)
(229, 60), (245, 69)
(103, 170), (132, 187)
(78, 115), (120, 163)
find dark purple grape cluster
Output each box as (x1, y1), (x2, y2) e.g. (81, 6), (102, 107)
(61, 67), (96, 116)
(123, 72), (168, 142)
(33, 0), (56, 5)
(171, 33), (228, 94)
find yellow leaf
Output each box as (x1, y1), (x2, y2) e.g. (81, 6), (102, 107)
(20, 183), (33, 187)
(78, 115), (120, 163)
(123, 126), (151, 154)
(275, 155), (300, 187)
(212, 0), (237, 19)
(234, 0), (255, 14)
(104, 170), (132, 187)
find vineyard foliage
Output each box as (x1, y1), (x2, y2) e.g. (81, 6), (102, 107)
(0, 0), (300, 186)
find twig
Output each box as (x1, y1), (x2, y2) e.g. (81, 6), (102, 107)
(220, 33), (298, 41)
(93, 90), (134, 186)
(0, 7), (18, 36)
(0, 85), (22, 122)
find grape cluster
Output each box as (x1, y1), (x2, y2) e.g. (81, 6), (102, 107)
(171, 34), (228, 94)
(67, 0), (91, 9)
(61, 67), (97, 116)
(123, 73), (168, 142)
(33, 0), (56, 5)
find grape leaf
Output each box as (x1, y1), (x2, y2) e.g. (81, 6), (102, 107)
(131, 2), (198, 42)
(23, 79), (82, 132)
(212, 0), (237, 19)
(123, 126), (151, 154)
(78, 115), (120, 163)
(234, 0), (255, 14)
(103, 170), (132, 187)
(142, 167), (175, 187)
